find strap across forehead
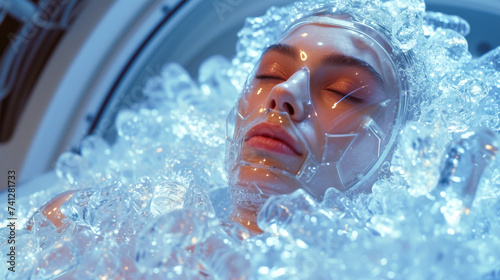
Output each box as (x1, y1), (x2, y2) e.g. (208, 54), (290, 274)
(285, 14), (394, 59)
(290, 15), (355, 29)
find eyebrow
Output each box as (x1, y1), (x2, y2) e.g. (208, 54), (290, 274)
(264, 43), (298, 58)
(263, 43), (385, 88)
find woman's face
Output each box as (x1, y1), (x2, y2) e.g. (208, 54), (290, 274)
(227, 22), (399, 211)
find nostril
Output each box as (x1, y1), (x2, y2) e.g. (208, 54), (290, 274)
(269, 99), (276, 109)
(284, 102), (294, 115)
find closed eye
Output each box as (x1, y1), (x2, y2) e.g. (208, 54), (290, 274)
(255, 74), (286, 81)
(325, 88), (364, 103)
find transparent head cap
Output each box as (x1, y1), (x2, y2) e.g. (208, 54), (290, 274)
(226, 10), (407, 200)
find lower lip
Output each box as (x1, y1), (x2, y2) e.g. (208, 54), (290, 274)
(246, 136), (299, 156)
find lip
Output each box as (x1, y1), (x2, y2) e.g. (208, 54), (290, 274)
(244, 123), (303, 156)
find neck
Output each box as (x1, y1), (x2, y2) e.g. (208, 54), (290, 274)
(229, 207), (264, 235)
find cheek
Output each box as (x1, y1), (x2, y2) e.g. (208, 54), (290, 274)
(233, 90), (269, 140)
(296, 120), (325, 160)
(312, 96), (383, 134)
(239, 86), (271, 116)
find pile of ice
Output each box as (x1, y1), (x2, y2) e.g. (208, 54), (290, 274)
(2, 0), (500, 279)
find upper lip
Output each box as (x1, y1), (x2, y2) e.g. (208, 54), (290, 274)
(245, 122), (303, 156)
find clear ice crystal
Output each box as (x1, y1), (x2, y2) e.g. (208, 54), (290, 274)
(55, 152), (92, 185)
(423, 11), (470, 36)
(30, 212), (62, 249)
(150, 180), (187, 216)
(429, 28), (471, 65)
(435, 128), (499, 213)
(195, 228), (252, 279)
(183, 184), (216, 218)
(473, 46), (500, 73)
(198, 55), (237, 110)
(60, 184), (132, 235)
(34, 237), (79, 279)
(257, 189), (320, 234)
(129, 176), (154, 212)
(134, 210), (216, 274)
(391, 122), (448, 196)
(208, 187), (232, 219)
(392, 8), (423, 51)
(0, 229), (39, 279)
(161, 62), (201, 105)
(115, 109), (143, 141)
(80, 134), (111, 168)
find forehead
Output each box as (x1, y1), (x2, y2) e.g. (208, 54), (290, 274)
(278, 23), (390, 79)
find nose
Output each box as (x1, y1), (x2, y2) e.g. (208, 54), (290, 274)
(266, 68), (309, 121)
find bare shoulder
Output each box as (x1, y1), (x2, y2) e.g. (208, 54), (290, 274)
(27, 190), (77, 230)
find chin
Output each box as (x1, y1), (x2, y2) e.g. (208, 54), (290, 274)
(228, 164), (303, 211)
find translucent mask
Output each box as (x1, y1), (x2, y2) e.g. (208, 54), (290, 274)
(226, 14), (407, 200)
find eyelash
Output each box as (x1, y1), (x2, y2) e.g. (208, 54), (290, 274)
(325, 89), (364, 103)
(255, 74), (285, 81)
